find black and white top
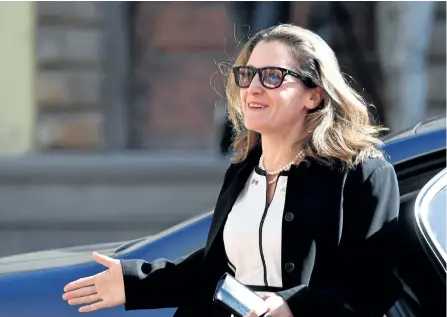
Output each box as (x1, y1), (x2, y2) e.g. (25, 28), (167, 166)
(223, 166), (289, 296)
(122, 152), (401, 317)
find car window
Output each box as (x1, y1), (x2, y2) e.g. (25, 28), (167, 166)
(415, 169), (447, 265)
(426, 186), (446, 255)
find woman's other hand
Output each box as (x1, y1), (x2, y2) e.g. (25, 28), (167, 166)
(244, 293), (293, 317)
(62, 252), (125, 312)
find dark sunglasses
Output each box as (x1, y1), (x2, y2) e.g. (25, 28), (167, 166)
(232, 66), (317, 89)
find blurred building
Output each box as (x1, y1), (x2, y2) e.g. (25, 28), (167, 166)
(0, 2), (444, 256)
(0, 1), (445, 155)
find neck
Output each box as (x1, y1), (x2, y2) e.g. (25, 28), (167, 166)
(260, 133), (306, 171)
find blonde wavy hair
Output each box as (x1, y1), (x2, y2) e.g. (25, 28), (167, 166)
(225, 24), (387, 168)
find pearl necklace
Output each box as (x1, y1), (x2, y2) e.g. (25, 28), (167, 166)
(259, 150), (305, 184)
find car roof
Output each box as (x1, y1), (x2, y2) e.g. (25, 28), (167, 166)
(383, 116), (446, 143)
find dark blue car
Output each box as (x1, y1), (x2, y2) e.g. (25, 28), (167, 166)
(0, 117), (445, 317)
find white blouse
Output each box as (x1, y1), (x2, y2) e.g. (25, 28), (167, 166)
(223, 166), (289, 293)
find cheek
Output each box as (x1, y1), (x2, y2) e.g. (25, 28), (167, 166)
(239, 90), (247, 113)
(240, 90), (246, 104)
(274, 89), (307, 111)
(271, 90), (296, 109)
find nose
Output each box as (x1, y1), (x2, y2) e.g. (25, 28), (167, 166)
(247, 72), (263, 94)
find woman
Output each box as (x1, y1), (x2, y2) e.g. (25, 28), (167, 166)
(62, 24), (402, 317)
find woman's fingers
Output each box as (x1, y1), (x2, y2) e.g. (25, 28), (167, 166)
(63, 285), (97, 301)
(79, 300), (107, 313)
(68, 293), (101, 306)
(63, 253), (115, 294)
(62, 253), (124, 312)
(93, 252), (118, 268)
(64, 276), (96, 293)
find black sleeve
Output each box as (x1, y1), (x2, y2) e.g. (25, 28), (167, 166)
(277, 160), (403, 317)
(121, 247), (207, 310)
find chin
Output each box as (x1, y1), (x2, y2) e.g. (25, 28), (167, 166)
(243, 119), (269, 134)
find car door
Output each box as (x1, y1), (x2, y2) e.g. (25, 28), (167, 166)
(387, 149), (446, 317)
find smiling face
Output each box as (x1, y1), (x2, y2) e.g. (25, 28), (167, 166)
(239, 40), (318, 137)
(227, 25), (384, 166)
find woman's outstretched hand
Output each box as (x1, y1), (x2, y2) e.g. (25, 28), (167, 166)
(62, 252), (126, 312)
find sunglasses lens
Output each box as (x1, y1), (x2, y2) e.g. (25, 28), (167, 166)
(234, 67), (285, 88)
(235, 67), (253, 87)
(262, 68), (283, 88)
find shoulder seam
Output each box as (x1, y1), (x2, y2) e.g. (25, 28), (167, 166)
(363, 161), (394, 184)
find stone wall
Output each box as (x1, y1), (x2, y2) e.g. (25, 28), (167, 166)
(34, 2), (445, 152)
(131, 2), (233, 151)
(427, 2), (446, 115)
(35, 2), (104, 150)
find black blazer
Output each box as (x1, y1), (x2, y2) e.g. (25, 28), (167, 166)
(121, 145), (402, 317)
